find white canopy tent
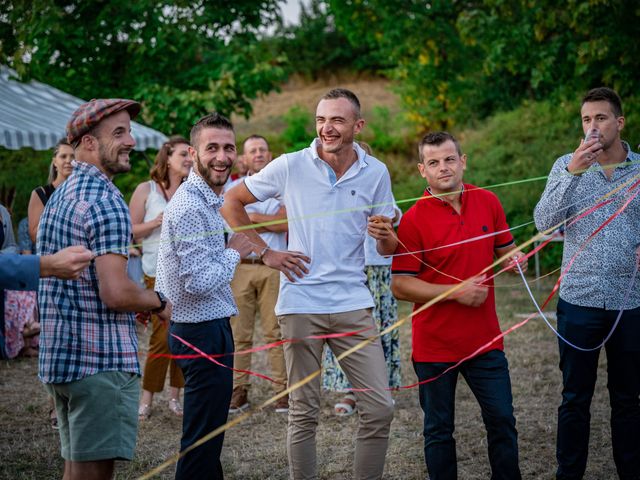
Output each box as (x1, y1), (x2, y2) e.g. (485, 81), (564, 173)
(0, 66), (167, 151)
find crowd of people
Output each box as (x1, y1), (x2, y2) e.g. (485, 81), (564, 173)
(0, 85), (638, 480)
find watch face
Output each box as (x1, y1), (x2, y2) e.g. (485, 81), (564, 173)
(154, 291), (167, 312)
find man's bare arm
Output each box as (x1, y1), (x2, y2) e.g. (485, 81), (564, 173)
(248, 206), (288, 233)
(95, 253), (171, 320)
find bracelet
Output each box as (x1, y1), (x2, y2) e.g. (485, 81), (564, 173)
(258, 246), (270, 259)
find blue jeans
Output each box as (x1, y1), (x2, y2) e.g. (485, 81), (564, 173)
(413, 349), (521, 480)
(169, 319), (234, 480)
(556, 298), (640, 480)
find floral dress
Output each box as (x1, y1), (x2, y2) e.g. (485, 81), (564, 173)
(3, 290), (38, 358)
(322, 265), (402, 391)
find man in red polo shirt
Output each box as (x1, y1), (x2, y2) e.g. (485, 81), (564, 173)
(391, 131), (526, 480)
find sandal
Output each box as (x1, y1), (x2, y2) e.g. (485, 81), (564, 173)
(334, 393), (357, 417)
(138, 403), (152, 420)
(168, 398), (183, 417)
(19, 346), (39, 358)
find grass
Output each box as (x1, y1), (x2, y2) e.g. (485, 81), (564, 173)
(0, 273), (619, 479)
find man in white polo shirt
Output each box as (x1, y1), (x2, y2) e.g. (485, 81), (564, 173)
(225, 135), (289, 414)
(222, 88), (396, 480)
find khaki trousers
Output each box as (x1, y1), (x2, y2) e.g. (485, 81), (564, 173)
(230, 263), (287, 393)
(142, 275), (184, 392)
(278, 309), (394, 480)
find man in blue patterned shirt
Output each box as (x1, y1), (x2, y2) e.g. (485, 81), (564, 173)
(534, 87), (640, 480)
(155, 113), (253, 480)
(38, 99), (172, 480)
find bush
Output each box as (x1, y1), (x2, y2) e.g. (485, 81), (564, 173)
(280, 106), (314, 152)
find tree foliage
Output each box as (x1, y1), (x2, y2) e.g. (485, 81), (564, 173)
(266, 0), (388, 80)
(328, 0), (640, 131)
(0, 0), (288, 135)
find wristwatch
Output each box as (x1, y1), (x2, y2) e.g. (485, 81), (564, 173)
(151, 291), (167, 314)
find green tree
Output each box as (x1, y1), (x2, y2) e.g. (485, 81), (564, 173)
(456, 0), (640, 114)
(0, 0), (288, 135)
(266, 0), (387, 80)
(327, 0), (640, 131)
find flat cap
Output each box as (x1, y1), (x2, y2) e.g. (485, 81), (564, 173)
(66, 98), (141, 146)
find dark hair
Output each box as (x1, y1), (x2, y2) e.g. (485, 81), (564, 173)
(582, 87), (623, 117)
(320, 88), (361, 118)
(190, 112), (234, 149)
(418, 131), (462, 162)
(150, 135), (190, 188)
(49, 139), (72, 183)
(243, 134), (270, 152)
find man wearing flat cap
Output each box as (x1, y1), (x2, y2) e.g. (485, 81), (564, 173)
(38, 99), (172, 480)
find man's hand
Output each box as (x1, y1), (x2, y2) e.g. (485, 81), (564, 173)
(40, 245), (94, 280)
(227, 233), (254, 258)
(262, 248), (311, 282)
(452, 274), (488, 307)
(566, 137), (603, 175)
(136, 299), (172, 325)
(502, 251), (528, 274)
(367, 215), (394, 240)
(152, 212), (164, 228)
(157, 300), (173, 322)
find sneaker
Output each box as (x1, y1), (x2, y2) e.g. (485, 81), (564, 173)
(229, 387), (249, 413)
(274, 394), (289, 414)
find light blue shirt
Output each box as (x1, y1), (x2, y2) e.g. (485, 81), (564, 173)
(534, 142), (640, 309)
(156, 170), (240, 322)
(0, 254), (39, 290)
(244, 139), (395, 315)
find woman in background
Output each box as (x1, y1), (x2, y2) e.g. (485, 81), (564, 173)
(27, 139), (74, 243)
(129, 136), (191, 419)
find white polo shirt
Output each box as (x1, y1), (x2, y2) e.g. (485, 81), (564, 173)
(244, 139), (395, 315)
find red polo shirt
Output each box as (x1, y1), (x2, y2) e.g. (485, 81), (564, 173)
(392, 185), (514, 362)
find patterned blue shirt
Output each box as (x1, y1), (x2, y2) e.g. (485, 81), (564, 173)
(534, 142), (640, 310)
(38, 161), (138, 384)
(155, 170), (240, 322)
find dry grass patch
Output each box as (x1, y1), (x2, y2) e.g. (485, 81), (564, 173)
(232, 75), (401, 140)
(0, 274), (618, 479)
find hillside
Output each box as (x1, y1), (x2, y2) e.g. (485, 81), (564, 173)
(232, 75), (402, 140)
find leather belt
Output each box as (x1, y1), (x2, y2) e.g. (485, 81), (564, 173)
(240, 258), (264, 265)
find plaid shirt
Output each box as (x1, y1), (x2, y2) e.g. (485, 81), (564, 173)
(38, 161), (139, 384)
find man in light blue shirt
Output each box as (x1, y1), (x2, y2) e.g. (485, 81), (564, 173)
(155, 113), (253, 480)
(223, 88), (397, 480)
(535, 87), (640, 480)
